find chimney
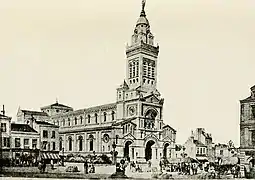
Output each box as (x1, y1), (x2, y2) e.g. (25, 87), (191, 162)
(1, 105), (5, 116)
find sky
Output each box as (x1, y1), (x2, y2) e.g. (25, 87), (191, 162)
(0, 0), (255, 146)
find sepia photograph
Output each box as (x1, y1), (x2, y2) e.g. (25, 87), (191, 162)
(0, 0), (255, 179)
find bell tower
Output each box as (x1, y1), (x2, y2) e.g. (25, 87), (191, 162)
(125, 0), (159, 93)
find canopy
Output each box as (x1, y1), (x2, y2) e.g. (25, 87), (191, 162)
(196, 156), (208, 162)
(41, 152), (60, 160)
(220, 157), (239, 165)
(183, 157), (200, 163)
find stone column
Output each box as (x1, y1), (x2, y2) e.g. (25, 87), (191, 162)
(151, 146), (159, 170)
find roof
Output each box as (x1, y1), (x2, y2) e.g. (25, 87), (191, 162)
(162, 124), (177, 132)
(41, 102), (73, 110)
(21, 110), (48, 116)
(35, 121), (59, 127)
(194, 140), (207, 147)
(240, 96), (255, 103)
(0, 114), (11, 119)
(49, 102), (72, 109)
(11, 123), (38, 133)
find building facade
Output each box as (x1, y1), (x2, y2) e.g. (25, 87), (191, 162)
(0, 114), (12, 159)
(240, 85), (255, 175)
(46, 2), (176, 165)
(184, 128), (213, 163)
(10, 123), (40, 162)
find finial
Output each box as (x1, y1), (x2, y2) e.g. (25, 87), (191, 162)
(142, 0), (146, 11)
(140, 0), (146, 17)
(56, 98), (58, 104)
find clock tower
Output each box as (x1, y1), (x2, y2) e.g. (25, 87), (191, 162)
(125, 1), (159, 93)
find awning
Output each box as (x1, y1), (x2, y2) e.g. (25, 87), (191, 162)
(220, 157), (239, 165)
(41, 153), (61, 160)
(196, 156), (208, 162)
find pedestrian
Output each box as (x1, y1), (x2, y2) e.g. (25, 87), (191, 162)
(51, 159), (54, 170)
(84, 160), (88, 174)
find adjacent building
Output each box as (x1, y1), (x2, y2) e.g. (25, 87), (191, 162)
(0, 113), (12, 159)
(10, 123), (40, 161)
(240, 85), (255, 175)
(184, 128), (213, 163)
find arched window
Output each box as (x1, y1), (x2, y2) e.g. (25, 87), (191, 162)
(80, 116), (83, 124)
(103, 146), (105, 152)
(68, 136), (72, 151)
(68, 118), (71, 126)
(111, 111), (115, 121)
(89, 134), (94, 151)
(59, 137), (62, 151)
(95, 113), (98, 124)
(63, 119), (65, 126)
(103, 112), (107, 122)
(144, 109), (157, 129)
(88, 115), (91, 124)
(78, 136), (83, 151)
(116, 135), (119, 144)
(74, 117), (77, 125)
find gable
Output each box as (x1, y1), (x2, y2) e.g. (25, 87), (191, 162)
(123, 133), (136, 140)
(162, 135), (174, 142)
(143, 94), (160, 104)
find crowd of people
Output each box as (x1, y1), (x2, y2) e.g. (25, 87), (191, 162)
(159, 159), (241, 178)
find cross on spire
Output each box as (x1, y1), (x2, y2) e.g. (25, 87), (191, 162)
(140, 0), (146, 17)
(142, 0), (146, 11)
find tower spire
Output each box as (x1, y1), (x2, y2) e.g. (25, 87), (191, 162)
(140, 0), (146, 17)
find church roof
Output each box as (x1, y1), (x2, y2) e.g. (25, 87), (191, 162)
(41, 102), (73, 110)
(21, 109), (48, 116)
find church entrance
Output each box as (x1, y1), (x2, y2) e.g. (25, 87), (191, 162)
(124, 141), (132, 161)
(163, 143), (170, 158)
(145, 140), (155, 161)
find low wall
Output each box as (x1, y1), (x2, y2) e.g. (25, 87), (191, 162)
(64, 162), (115, 175)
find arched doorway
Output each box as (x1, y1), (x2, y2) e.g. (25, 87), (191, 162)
(250, 158), (255, 167)
(145, 140), (155, 161)
(163, 143), (170, 158)
(124, 141), (132, 161)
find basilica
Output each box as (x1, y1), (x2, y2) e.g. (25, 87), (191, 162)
(14, 1), (177, 165)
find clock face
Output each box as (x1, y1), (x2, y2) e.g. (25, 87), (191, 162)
(129, 106), (136, 116)
(103, 134), (109, 143)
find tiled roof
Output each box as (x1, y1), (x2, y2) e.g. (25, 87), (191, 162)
(21, 110), (48, 116)
(11, 123), (38, 133)
(35, 121), (59, 127)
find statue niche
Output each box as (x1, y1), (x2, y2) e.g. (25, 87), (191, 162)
(144, 109), (157, 129)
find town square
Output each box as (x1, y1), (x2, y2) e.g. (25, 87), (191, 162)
(0, 0), (255, 179)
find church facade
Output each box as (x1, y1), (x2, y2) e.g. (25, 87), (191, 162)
(46, 2), (176, 164)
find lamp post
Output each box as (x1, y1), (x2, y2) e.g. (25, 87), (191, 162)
(111, 142), (118, 165)
(62, 148), (64, 166)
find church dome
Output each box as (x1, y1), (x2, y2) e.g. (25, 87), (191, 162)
(136, 16), (149, 26)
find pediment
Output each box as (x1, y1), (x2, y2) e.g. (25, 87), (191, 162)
(123, 133), (136, 140)
(144, 133), (159, 141)
(143, 94), (160, 104)
(162, 135), (174, 142)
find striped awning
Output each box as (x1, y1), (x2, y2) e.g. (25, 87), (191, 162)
(41, 153), (61, 160)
